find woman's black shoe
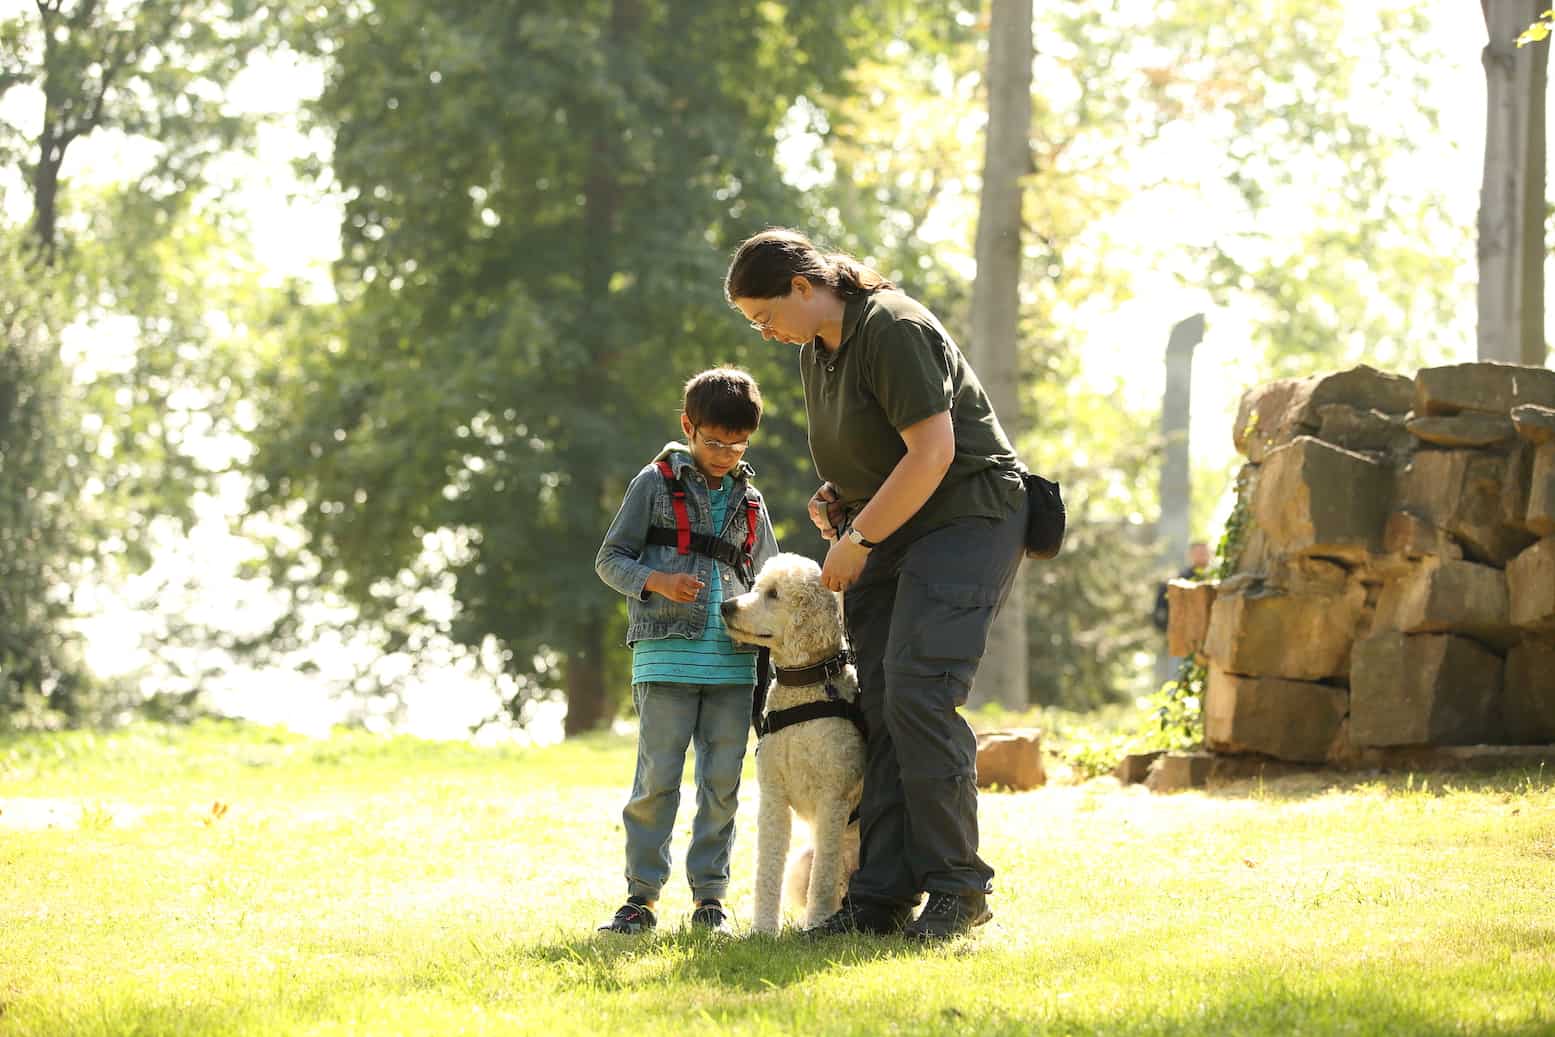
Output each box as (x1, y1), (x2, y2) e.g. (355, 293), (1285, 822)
(804, 897), (913, 937)
(902, 891), (991, 940)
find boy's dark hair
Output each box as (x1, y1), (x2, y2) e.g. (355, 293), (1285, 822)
(724, 227), (896, 304)
(684, 367), (762, 432)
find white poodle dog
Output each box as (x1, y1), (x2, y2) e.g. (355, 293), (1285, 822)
(721, 553), (865, 934)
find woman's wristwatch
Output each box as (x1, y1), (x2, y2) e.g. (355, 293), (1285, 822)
(845, 525), (879, 549)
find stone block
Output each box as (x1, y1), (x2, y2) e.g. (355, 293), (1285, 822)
(1310, 365), (1416, 414)
(1381, 510), (1463, 562)
(1204, 574), (1366, 681)
(1503, 442), (1536, 532)
(1507, 538), (1555, 631)
(1398, 449), (1536, 565)
(1315, 404), (1411, 454)
(1414, 362), (1555, 417)
(1235, 378), (1319, 463)
(1373, 558), (1512, 647)
(1204, 666), (1348, 763)
(975, 729), (1046, 790)
(1406, 413), (1516, 448)
(1234, 366), (1413, 462)
(1349, 632), (1504, 747)
(1145, 752), (1214, 793)
(1511, 403), (1555, 445)
(1527, 443), (1555, 537)
(1504, 639), (1555, 743)
(1114, 751), (1165, 785)
(1253, 437), (1391, 561)
(1166, 579), (1217, 658)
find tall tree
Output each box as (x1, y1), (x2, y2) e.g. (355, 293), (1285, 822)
(1480, 0), (1549, 366)
(0, 0), (282, 724)
(251, 1), (903, 734)
(967, 0), (1033, 710)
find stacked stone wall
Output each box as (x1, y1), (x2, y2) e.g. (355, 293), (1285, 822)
(1169, 362), (1555, 763)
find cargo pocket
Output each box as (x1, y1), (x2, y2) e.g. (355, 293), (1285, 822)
(890, 577), (1004, 702)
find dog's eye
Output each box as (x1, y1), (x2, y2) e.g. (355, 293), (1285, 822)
(766, 588), (779, 600)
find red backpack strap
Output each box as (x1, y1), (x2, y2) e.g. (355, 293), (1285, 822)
(655, 459), (691, 555)
(743, 492), (760, 555)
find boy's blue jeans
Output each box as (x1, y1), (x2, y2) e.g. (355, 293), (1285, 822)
(623, 681), (753, 902)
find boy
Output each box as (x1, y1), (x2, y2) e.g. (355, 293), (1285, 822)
(594, 367), (780, 934)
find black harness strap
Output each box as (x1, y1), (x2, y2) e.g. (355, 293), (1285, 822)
(644, 527), (752, 574)
(758, 698), (866, 739)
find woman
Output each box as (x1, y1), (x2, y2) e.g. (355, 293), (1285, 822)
(724, 227), (1028, 940)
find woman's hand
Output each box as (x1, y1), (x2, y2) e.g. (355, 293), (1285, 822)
(808, 482), (847, 540)
(820, 537), (869, 593)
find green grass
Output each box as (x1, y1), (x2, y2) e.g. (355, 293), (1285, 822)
(3, 719), (1554, 1036)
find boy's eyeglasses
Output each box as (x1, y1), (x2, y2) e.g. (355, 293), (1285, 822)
(695, 429), (752, 454)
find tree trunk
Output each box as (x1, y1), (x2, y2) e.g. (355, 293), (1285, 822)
(1479, 0), (1549, 366)
(563, 0), (641, 737)
(564, 613), (610, 736)
(967, 0), (1034, 711)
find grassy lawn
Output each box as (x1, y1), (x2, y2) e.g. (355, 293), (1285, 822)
(3, 720), (1554, 1036)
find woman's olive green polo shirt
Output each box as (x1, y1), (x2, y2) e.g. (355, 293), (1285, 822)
(799, 288), (1025, 546)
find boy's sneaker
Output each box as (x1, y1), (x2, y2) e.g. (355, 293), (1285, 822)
(689, 899), (730, 934)
(598, 896), (657, 934)
(803, 896), (913, 938)
(902, 891), (991, 940)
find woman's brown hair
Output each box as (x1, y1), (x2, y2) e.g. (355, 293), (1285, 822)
(724, 227), (895, 303)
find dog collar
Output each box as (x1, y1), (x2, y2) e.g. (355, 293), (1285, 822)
(773, 648), (853, 688)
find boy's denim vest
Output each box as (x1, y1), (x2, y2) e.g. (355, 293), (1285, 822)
(596, 444), (780, 646)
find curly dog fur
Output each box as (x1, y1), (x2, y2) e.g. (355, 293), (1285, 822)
(721, 553), (865, 933)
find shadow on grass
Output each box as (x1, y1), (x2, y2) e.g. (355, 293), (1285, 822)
(515, 925), (948, 992)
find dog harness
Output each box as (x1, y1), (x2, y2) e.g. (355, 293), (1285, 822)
(643, 459), (761, 587)
(755, 648), (867, 740)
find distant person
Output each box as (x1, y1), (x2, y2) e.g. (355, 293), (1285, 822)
(1152, 540), (1213, 634)
(724, 228), (1029, 940)
(594, 367), (780, 935)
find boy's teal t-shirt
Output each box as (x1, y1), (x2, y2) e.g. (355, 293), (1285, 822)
(631, 475), (759, 687)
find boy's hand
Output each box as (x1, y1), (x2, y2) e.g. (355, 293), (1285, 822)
(809, 483), (847, 540)
(646, 571), (705, 603)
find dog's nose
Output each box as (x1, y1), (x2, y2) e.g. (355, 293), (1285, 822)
(720, 601), (737, 620)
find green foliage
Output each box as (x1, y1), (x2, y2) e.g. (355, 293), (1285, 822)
(248, 0), (934, 729)
(0, 238), (92, 727)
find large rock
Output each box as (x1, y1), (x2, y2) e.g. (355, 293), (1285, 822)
(1205, 666), (1347, 763)
(1398, 449), (1536, 565)
(1406, 413), (1516, 448)
(1316, 404), (1411, 455)
(1145, 751), (1214, 793)
(975, 729), (1046, 790)
(1373, 558), (1512, 648)
(1507, 538), (1555, 631)
(1253, 437), (1392, 561)
(1166, 578), (1217, 658)
(1349, 632), (1504, 747)
(1234, 366), (1413, 462)
(1414, 362), (1555, 417)
(1203, 572), (1366, 680)
(1527, 443), (1555, 537)
(1504, 639), (1555, 743)
(1511, 404), (1555, 445)
(1380, 510), (1464, 562)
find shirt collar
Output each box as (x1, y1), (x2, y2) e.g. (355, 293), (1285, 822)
(814, 291), (868, 362)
